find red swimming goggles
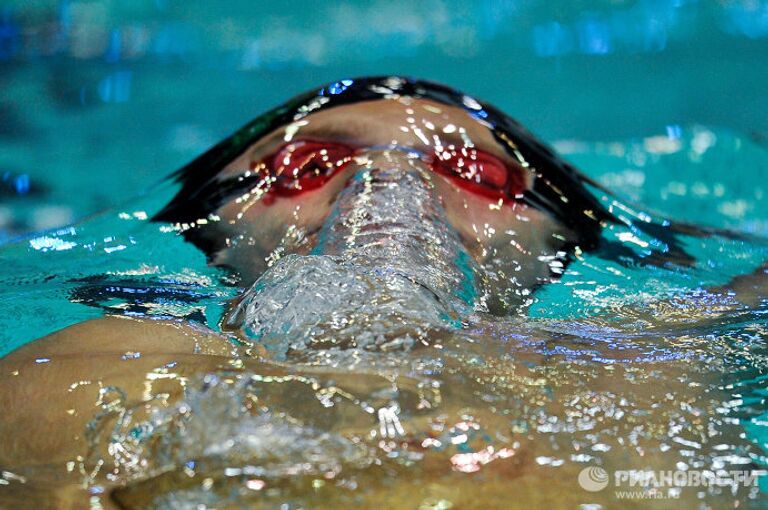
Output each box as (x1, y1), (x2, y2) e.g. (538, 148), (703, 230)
(252, 139), (527, 203)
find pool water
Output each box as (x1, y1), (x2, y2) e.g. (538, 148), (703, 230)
(1, 81), (768, 508)
(4, 124), (766, 351)
(2, 0), (768, 239)
(1, 1), (768, 508)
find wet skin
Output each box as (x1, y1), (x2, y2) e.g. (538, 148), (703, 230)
(196, 98), (568, 290)
(1, 96), (767, 509)
(1, 316), (760, 509)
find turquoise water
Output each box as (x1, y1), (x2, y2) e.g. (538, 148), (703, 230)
(0, 119), (768, 354)
(1, 124), (766, 353)
(1, 1), (768, 507)
(1, 0), (768, 238)
(1, 118), (767, 506)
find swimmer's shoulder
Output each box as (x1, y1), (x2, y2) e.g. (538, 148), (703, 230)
(3, 316), (235, 363)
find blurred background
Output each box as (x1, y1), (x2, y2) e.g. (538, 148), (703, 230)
(1, 0), (767, 242)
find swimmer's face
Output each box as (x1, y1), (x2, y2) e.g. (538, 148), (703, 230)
(196, 97), (572, 294)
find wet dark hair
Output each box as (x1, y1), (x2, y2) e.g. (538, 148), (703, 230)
(152, 76), (722, 267)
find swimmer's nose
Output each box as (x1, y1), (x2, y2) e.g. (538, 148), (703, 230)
(314, 147), (464, 262)
(329, 149), (486, 304)
(347, 148), (433, 186)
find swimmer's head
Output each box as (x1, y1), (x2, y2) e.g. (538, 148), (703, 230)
(153, 77), (699, 308)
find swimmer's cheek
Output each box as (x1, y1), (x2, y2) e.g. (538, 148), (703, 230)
(209, 165), (357, 284)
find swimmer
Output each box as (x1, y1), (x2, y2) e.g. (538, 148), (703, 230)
(1, 77), (766, 509)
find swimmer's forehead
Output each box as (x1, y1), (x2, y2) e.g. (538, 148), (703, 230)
(217, 97), (517, 179)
